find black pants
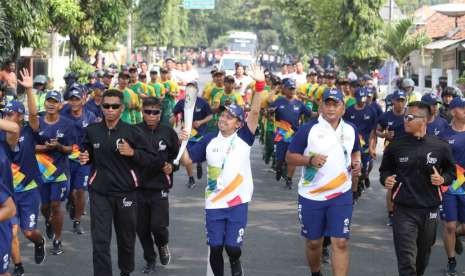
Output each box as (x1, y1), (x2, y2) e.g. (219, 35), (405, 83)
(136, 189), (170, 264)
(392, 205), (438, 276)
(90, 190), (137, 276)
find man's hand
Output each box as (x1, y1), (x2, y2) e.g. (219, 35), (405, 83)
(178, 129), (190, 141)
(192, 121), (202, 129)
(118, 139), (135, 156)
(79, 150), (89, 165)
(431, 166), (444, 186)
(17, 68), (33, 89)
(45, 138), (60, 150)
(384, 175), (397, 189)
(385, 130), (395, 141)
(351, 161), (362, 177)
(163, 162), (173, 175)
(310, 154), (328, 168)
(247, 64), (265, 82)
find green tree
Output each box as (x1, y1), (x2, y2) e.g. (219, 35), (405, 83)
(0, 0), (47, 60)
(0, 6), (13, 63)
(383, 17), (430, 76)
(47, 0), (131, 60)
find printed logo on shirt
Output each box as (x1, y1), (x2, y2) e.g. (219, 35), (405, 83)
(195, 107), (202, 112)
(82, 121), (89, 128)
(429, 212), (438, 219)
(19, 136), (24, 143)
(122, 197), (133, 207)
(448, 139), (455, 145)
(2, 254), (9, 270)
(279, 105), (285, 109)
(158, 140), (167, 151)
(56, 130), (64, 138)
(93, 143), (100, 149)
(38, 131), (44, 136)
(399, 157), (409, 163)
(387, 121), (394, 126)
(293, 105), (299, 111)
(363, 114), (371, 120)
(426, 152), (438, 165)
(350, 115), (355, 119)
(434, 128), (440, 136)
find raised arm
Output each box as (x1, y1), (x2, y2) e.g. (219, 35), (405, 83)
(245, 64), (266, 134)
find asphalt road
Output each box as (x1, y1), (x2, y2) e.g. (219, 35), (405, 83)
(14, 67), (465, 276)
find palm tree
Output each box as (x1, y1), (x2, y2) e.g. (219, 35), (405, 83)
(383, 18), (430, 77)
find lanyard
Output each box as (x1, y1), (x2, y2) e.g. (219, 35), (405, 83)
(220, 133), (237, 170)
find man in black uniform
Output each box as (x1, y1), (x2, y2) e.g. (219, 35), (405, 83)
(135, 97), (179, 273)
(79, 89), (163, 276)
(380, 101), (456, 276)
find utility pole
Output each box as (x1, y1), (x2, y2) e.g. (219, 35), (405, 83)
(127, 11), (133, 65)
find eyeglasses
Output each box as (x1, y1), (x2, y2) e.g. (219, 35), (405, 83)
(143, 109), (161, 116)
(102, 103), (121, 110)
(404, 114), (425, 122)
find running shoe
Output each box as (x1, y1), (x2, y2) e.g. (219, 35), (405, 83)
(12, 264), (24, 276)
(196, 163), (203, 179)
(445, 260), (457, 275)
(285, 177), (293, 190)
(386, 214), (394, 227)
(230, 260), (243, 276)
(159, 245), (171, 265)
(455, 235), (463, 255)
(364, 177), (371, 189)
(73, 220), (85, 235)
(50, 240), (63, 255)
(34, 238), (46, 264)
(141, 261), (156, 274)
(187, 177), (196, 189)
(45, 221), (54, 240)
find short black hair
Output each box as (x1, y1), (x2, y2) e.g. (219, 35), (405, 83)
(102, 89), (123, 102)
(142, 97), (161, 107)
(407, 101), (431, 117)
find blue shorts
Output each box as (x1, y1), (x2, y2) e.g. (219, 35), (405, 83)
(39, 181), (69, 204)
(440, 193), (465, 223)
(0, 220), (12, 273)
(298, 191), (353, 240)
(12, 189), (41, 231)
(205, 203), (248, 247)
(275, 141), (289, 162)
(69, 162), (90, 191)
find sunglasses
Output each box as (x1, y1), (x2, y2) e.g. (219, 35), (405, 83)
(404, 114), (425, 122)
(143, 109), (161, 116)
(102, 103), (122, 110)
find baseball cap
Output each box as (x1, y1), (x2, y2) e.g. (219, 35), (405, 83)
(90, 82), (106, 91)
(88, 72), (97, 79)
(391, 90), (407, 101)
(45, 90), (63, 102)
(33, 75), (48, 85)
(355, 88), (367, 102)
(222, 104), (245, 122)
(402, 78), (415, 88)
(68, 89), (83, 99)
(308, 68), (318, 76)
(282, 78), (296, 89)
(421, 93), (441, 105)
(449, 97), (465, 109)
(103, 70), (114, 77)
(149, 68), (158, 74)
(323, 88), (344, 102)
(4, 100), (25, 114)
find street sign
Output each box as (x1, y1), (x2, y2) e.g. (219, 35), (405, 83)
(182, 0), (215, 9)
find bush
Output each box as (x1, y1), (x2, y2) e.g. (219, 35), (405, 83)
(68, 57), (96, 83)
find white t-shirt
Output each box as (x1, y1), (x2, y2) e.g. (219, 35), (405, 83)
(188, 125), (255, 209)
(234, 75), (253, 96)
(288, 116), (360, 201)
(291, 72), (307, 87)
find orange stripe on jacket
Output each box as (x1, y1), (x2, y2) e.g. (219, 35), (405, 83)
(211, 174), (244, 203)
(308, 172), (348, 195)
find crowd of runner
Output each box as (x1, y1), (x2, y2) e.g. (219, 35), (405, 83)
(0, 57), (465, 276)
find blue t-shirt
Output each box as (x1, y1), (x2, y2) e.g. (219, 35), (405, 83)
(0, 140), (13, 241)
(427, 116), (449, 137)
(440, 126), (465, 195)
(343, 105), (378, 149)
(84, 99), (103, 121)
(35, 116), (75, 183)
(61, 108), (97, 163)
(0, 127), (41, 193)
(270, 97), (311, 131)
(377, 111), (405, 140)
(172, 97), (213, 135)
(369, 102), (383, 118)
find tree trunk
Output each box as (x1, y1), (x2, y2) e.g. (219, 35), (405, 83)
(69, 34), (89, 62)
(398, 63), (404, 78)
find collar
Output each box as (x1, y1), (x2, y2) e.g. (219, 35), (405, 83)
(406, 133), (426, 141)
(104, 119), (123, 131)
(318, 115), (343, 132)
